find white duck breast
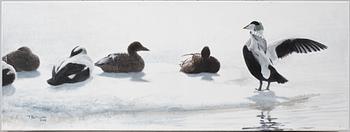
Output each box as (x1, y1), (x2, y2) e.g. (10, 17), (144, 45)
(246, 33), (271, 79)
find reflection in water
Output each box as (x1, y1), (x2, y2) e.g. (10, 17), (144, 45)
(243, 91), (318, 131)
(185, 73), (219, 81)
(243, 111), (284, 131)
(98, 72), (149, 82)
(243, 91), (288, 131)
(2, 85), (16, 96)
(17, 70), (41, 78)
(47, 77), (93, 91)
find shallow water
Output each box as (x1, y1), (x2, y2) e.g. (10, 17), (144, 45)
(1, 1), (349, 130)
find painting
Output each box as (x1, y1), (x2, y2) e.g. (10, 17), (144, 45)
(1, 1), (349, 131)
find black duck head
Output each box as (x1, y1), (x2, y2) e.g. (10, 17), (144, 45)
(70, 46), (87, 57)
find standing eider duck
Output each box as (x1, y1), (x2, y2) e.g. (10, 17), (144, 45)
(95, 41), (149, 73)
(2, 61), (16, 86)
(2, 46), (40, 72)
(242, 21), (327, 91)
(47, 46), (93, 86)
(180, 46), (220, 73)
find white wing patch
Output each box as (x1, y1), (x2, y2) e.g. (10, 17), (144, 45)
(266, 39), (286, 63)
(68, 74), (76, 79)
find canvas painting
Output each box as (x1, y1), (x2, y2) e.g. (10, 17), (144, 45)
(1, 1), (349, 131)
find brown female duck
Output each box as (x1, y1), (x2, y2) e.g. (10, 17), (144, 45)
(2, 46), (40, 72)
(95, 41), (149, 72)
(180, 46), (220, 73)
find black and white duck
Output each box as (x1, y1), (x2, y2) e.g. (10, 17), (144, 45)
(242, 21), (327, 91)
(47, 46), (93, 86)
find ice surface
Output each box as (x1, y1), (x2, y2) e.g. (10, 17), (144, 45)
(1, 1), (349, 130)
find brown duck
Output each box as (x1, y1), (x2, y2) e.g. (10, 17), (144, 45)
(180, 46), (220, 74)
(2, 46), (40, 72)
(95, 41), (149, 72)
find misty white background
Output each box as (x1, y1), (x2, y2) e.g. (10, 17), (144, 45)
(1, 1), (349, 130)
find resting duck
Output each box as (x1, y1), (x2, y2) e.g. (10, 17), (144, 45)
(2, 61), (16, 86)
(47, 46), (93, 86)
(95, 41), (149, 73)
(2, 46), (40, 71)
(180, 46), (220, 73)
(242, 21), (327, 91)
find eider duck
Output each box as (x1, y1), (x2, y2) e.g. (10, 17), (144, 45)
(95, 41), (149, 73)
(2, 46), (40, 72)
(47, 46), (93, 86)
(180, 46), (220, 73)
(2, 61), (16, 86)
(242, 21), (327, 91)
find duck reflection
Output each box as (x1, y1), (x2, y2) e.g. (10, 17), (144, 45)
(243, 111), (284, 131)
(2, 85), (16, 96)
(243, 91), (288, 131)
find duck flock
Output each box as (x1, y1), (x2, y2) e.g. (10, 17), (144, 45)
(2, 21), (327, 91)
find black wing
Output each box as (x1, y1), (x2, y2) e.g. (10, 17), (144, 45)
(274, 38), (327, 58)
(54, 63), (87, 79)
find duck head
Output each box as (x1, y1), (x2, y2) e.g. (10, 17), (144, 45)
(17, 46), (32, 53)
(243, 21), (264, 32)
(70, 46), (87, 57)
(201, 46), (210, 59)
(47, 66), (75, 86)
(127, 41), (149, 54)
(47, 70), (65, 86)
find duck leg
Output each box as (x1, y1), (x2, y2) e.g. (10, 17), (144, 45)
(256, 80), (262, 91)
(266, 82), (271, 90)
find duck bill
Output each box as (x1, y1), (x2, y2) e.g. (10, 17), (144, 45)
(243, 24), (253, 30)
(140, 46), (150, 51)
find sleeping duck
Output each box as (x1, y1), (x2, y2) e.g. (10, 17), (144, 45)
(2, 61), (16, 86)
(2, 46), (40, 72)
(95, 41), (149, 73)
(47, 46), (93, 86)
(180, 46), (220, 73)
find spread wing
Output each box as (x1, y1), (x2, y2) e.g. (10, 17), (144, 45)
(267, 38), (327, 62)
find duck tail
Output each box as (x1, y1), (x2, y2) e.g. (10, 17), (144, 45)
(276, 73), (288, 84)
(268, 65), (288, 84)
(182, 53), (199, 57)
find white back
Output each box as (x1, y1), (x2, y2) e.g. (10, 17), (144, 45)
(55, 52), (93, 73)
